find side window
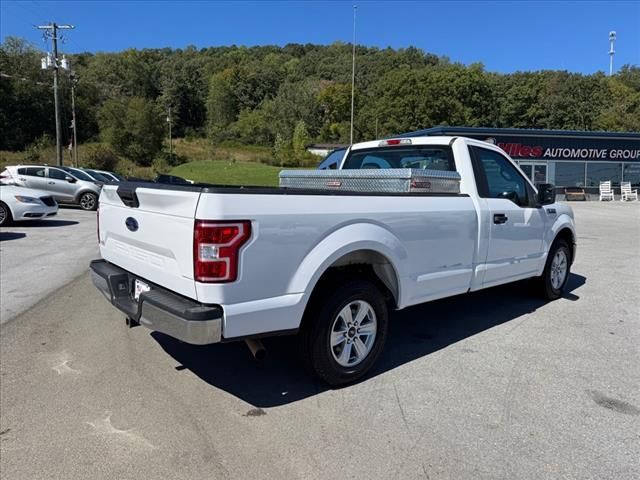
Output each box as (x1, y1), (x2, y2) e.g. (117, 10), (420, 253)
(47, 168), (67, 180)
(23, 167), (45, 177)
(471, 147), (529, 207)
(318, 149), (346, 170)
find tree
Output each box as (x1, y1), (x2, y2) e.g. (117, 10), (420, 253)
(292, 120), (310, 155)
(273, 133), (290, 167)
(206, 69), (237, 136)
(98, 97), (163, 165)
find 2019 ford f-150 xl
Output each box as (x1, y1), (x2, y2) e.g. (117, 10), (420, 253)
(90, 135), (576, 385)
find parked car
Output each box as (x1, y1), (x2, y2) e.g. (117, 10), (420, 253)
(90, 135), (576, 385)
(93, 170), (124, 182)
(61, 167), (105, 185)
(154, 174), (194, 185)
(0, 184), (58, 226)
(82, 169), (118, 183)
(1, 165), (101, 210)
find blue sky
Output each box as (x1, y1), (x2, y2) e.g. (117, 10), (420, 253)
(1, 1), (638, 73)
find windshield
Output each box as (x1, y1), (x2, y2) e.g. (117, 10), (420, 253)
(342, 145), (455, 171)
(87, 170), (111, 182)
(110, 172), (125, 181)
(63, 167), (94, 182)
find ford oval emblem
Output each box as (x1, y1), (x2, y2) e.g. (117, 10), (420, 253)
(125, 217), (139, 232)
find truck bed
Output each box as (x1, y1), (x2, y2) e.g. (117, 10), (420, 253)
(99, 180), (477, 338)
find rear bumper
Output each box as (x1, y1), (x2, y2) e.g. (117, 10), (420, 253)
(90, 259), (222, 345)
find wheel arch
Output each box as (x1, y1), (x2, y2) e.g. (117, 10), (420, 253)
(554, 227), (575, 264)
(74, 189), (99, 204)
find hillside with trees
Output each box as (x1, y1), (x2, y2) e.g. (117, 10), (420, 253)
(1, 37), (639, 172)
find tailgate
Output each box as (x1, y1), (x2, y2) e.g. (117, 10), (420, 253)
(98, 183), (201, 300)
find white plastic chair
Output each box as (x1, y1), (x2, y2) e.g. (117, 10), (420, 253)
(599, 181), (614, 201)
(621, 181), (638, 201)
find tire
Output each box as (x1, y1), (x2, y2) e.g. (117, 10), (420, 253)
(79, 192), (98, 211)
(535, 239), (571, 300)
(298, 279), (389, 386)
(0, 201), (12, 226)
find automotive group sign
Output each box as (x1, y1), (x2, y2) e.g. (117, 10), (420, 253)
(485, 135), (640, 162)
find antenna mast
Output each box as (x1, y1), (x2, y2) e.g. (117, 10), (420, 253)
(609, 31), (616, 76)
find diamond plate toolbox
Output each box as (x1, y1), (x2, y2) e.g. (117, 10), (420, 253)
(279, 168), (461, 194)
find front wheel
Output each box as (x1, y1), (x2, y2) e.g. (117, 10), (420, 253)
(79, 192), (98, 211)
(535, 239), (571, 300)
(299, 279), (389, 386)
(0, 201), (12, 226)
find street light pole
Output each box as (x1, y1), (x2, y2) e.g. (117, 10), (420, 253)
(70, 74), (78, 167)
(350, 5), (357, 145)
(167, 106), (173, 158)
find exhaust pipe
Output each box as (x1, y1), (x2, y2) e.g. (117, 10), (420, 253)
(245, 338), (267, 361)
(125, 316), (139, 328)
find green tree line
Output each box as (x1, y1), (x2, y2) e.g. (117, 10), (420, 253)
(1, 36), (638, 166)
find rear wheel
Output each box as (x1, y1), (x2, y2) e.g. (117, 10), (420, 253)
(0, 202), (12, 226)
(299, 279), (388, 386)
(535, 239), (571, 300)
(79, 192), (98, 211)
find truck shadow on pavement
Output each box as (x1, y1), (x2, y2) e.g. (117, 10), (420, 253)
(0, 232), (27, 241)
(12, 219), (79, 228)
(153, 273), (586, 408)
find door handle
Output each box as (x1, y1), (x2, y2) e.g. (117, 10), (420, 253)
(493, 213), (508, 224)
(48, 181), (55, 184)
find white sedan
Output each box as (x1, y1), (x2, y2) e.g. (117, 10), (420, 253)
(0, 184), (58, 226)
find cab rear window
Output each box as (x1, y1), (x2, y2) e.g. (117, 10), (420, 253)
(342, 146), (455, 171)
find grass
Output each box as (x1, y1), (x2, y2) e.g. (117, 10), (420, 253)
(170, 160), (288, 187)
(1, 138), (316, 186)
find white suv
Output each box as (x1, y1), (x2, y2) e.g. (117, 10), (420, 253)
(1, 165), (102, 211)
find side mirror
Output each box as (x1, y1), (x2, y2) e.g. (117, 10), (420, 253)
(65, 175), (76, 183)
(536, 183), (556, 206)
(498, 191), (519, 203)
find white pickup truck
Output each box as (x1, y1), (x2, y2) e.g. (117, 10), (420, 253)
(91, 136), (576, 385)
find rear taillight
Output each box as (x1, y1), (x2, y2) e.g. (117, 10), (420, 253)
(194, 220), (251, 283)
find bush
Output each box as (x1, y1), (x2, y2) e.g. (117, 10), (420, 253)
(155, 150), (188, 167)
(24, 134), (53, 163)
(152, 156), (171, 174)
(115, 158), (154, 180)
(82, 145), (119, 171)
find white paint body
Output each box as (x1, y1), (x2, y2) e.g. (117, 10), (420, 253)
(97, 137), (576, 340)
(0, 184), (58, 221)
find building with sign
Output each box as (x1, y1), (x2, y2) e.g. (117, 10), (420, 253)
(399, 127), (640, 194)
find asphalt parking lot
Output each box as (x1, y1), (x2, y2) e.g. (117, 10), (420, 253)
(1, 202), (639, 480)
(0, 208), (99, 323)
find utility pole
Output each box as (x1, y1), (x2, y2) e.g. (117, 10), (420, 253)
(167, 107), (173, 158)
(37, 22), (74, 166)
(350, 5), (357, 145)
(70, 73), (78, 167)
